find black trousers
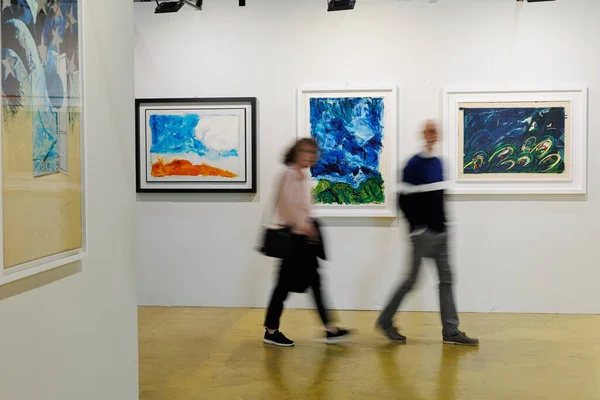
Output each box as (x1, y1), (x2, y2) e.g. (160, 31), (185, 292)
(264, 235), (331, 330)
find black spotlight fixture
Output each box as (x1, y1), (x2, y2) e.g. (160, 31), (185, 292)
(327, 0), (356, 12)
(154, 0), (184, 13)
(154, 0), (202, 14)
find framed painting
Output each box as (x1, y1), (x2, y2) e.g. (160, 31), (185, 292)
(135, 97), (257, 193)
(442, 87), (587, 194)
(0, 0), (87, 285)
(297, 85), (398, 217)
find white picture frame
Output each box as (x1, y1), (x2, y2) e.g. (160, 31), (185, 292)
(0, 0), (88, 285)
(442, 86), (588, 195)
(297, 84), (398, 217)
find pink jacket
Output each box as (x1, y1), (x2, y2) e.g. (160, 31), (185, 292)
(275, 166), (312, 233)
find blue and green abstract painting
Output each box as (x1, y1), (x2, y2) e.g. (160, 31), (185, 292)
(462, 106), (566, 174)
(309, 97), (385, 205)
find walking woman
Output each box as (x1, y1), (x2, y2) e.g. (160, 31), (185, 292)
(263, 138), (352, 347)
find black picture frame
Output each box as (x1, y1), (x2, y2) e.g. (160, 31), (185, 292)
(135, 97), (257, 193)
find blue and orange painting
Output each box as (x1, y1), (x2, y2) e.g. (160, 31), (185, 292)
(462, 106), (566, 175)
(2, 0), (80, 176)
(148, 112), (242, 180)
(309, 97), (385, 205)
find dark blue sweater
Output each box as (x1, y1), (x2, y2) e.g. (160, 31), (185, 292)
(398, 153), (447, 233)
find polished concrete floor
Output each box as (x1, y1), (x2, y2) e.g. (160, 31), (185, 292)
(139, 307), (600, 400)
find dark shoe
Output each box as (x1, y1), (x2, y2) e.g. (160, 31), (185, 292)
(443, 331), (479, 346)
(378, 325), (407, 343)
(325, 328), (353, 344)
(263, 330), (294, 347)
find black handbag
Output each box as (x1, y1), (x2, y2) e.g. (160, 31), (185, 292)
(260, 218), (326, 260)
(260, 225), (292, 259)
(257, 172), (327, 261)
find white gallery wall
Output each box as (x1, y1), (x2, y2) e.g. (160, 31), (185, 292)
(134, 0), (600, 314)
(0, 2), (138, 400)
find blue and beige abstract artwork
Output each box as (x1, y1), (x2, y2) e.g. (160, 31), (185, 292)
(461, 105), (567, 175)
(309, 97), (385, 205)
(2, 0), (80, 176)
(146, 111), (243, 181)
(2, 0), (83, 269)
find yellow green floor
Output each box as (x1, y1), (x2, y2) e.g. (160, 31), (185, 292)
(139, 307), (600, 400)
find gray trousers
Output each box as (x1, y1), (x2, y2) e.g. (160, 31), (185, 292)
(379, 229), (460, 337)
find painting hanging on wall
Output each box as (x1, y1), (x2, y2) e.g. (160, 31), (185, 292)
(0, 0), (86, 284)
(460, 103), (569, 177)
(135, 97), (257, 193)
(297, 86), (397, 217)
(443, 87), (588, 194)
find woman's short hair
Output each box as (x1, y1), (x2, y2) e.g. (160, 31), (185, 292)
(283, 138), (318, 165)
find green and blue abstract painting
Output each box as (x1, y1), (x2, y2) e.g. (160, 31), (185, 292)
(309, 97), (385, 205)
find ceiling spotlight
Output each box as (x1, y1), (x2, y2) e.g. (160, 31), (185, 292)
(327, 0), (356, 12)
(154, 0), (202, 14)
(154, 0), (183, 13)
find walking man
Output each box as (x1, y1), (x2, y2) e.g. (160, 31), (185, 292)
(377, 120), (479, 346)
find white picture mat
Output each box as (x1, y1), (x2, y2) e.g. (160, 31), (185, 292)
(0, 1), (88, 285)
(297, 84), (398, 217)
(138, 102), (254, 191)
(442, 86), (588, 194)
(143, 107), (245, 183)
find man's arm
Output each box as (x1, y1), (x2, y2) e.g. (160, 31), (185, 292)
(398, 160), (420, 227)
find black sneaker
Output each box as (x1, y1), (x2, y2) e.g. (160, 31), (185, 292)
(325, 328), (352, 344)
(263, 330), (294, 347)
(443, 331), (479, 346)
